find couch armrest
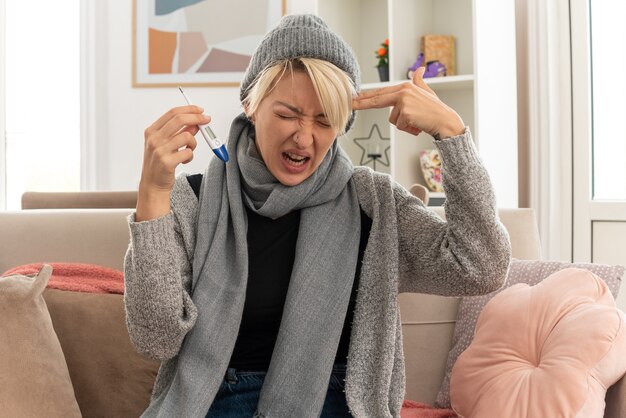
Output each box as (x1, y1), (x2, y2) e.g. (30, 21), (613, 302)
(22, 191), (137, 209)
(430, 207), (542, 260)
(605, 376), (626, 418)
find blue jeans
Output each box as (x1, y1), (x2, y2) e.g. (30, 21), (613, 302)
(205, 364), (352, 417)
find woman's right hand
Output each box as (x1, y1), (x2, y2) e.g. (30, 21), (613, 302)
(136, 105), (209, 221)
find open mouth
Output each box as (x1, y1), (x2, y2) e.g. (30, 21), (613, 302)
(282, 152), (310, 166)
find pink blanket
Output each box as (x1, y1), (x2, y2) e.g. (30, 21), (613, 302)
(401, 400), (457, 418)
(2, 262), (124, 294)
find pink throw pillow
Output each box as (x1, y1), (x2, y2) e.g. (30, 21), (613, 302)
(436, 259), (624, 408)
(3, 262), (124, 294)
(450, 268), (626, 418)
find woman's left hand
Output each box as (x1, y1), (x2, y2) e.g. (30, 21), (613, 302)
(352, 67), (465, 140)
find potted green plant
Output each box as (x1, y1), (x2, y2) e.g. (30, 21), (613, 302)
(375, 38), (389, 82)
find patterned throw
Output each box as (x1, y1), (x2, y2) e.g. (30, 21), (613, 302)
(401, 400), (457, 417)
(2, 262), (124, 294)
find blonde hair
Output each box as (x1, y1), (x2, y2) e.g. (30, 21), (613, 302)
(242, 58), (356, 135)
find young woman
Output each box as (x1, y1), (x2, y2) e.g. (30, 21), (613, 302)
(124, 14), (511, 418)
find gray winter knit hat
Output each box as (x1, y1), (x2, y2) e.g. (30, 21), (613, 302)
(240, 14), (360, 133)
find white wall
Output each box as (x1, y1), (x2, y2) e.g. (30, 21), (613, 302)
(91, 0), (315, 191)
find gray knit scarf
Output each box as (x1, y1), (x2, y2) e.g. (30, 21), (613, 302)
(161, 113), (361, 417)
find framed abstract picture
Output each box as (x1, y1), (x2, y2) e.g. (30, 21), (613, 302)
(133, 0), (286, 87)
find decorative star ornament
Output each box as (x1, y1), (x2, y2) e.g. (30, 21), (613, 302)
(353, 124), (391, 168)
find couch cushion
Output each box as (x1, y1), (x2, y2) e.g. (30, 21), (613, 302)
(450, 268), (626, 417)
(435, 258), (625, 408)
(0, 265), (81, 417)
(44, 288), (160, 418)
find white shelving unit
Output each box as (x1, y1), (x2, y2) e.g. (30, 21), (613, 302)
(316, 0), (519, 207)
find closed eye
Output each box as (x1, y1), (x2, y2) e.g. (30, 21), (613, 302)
(276, 113), (297, 120)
